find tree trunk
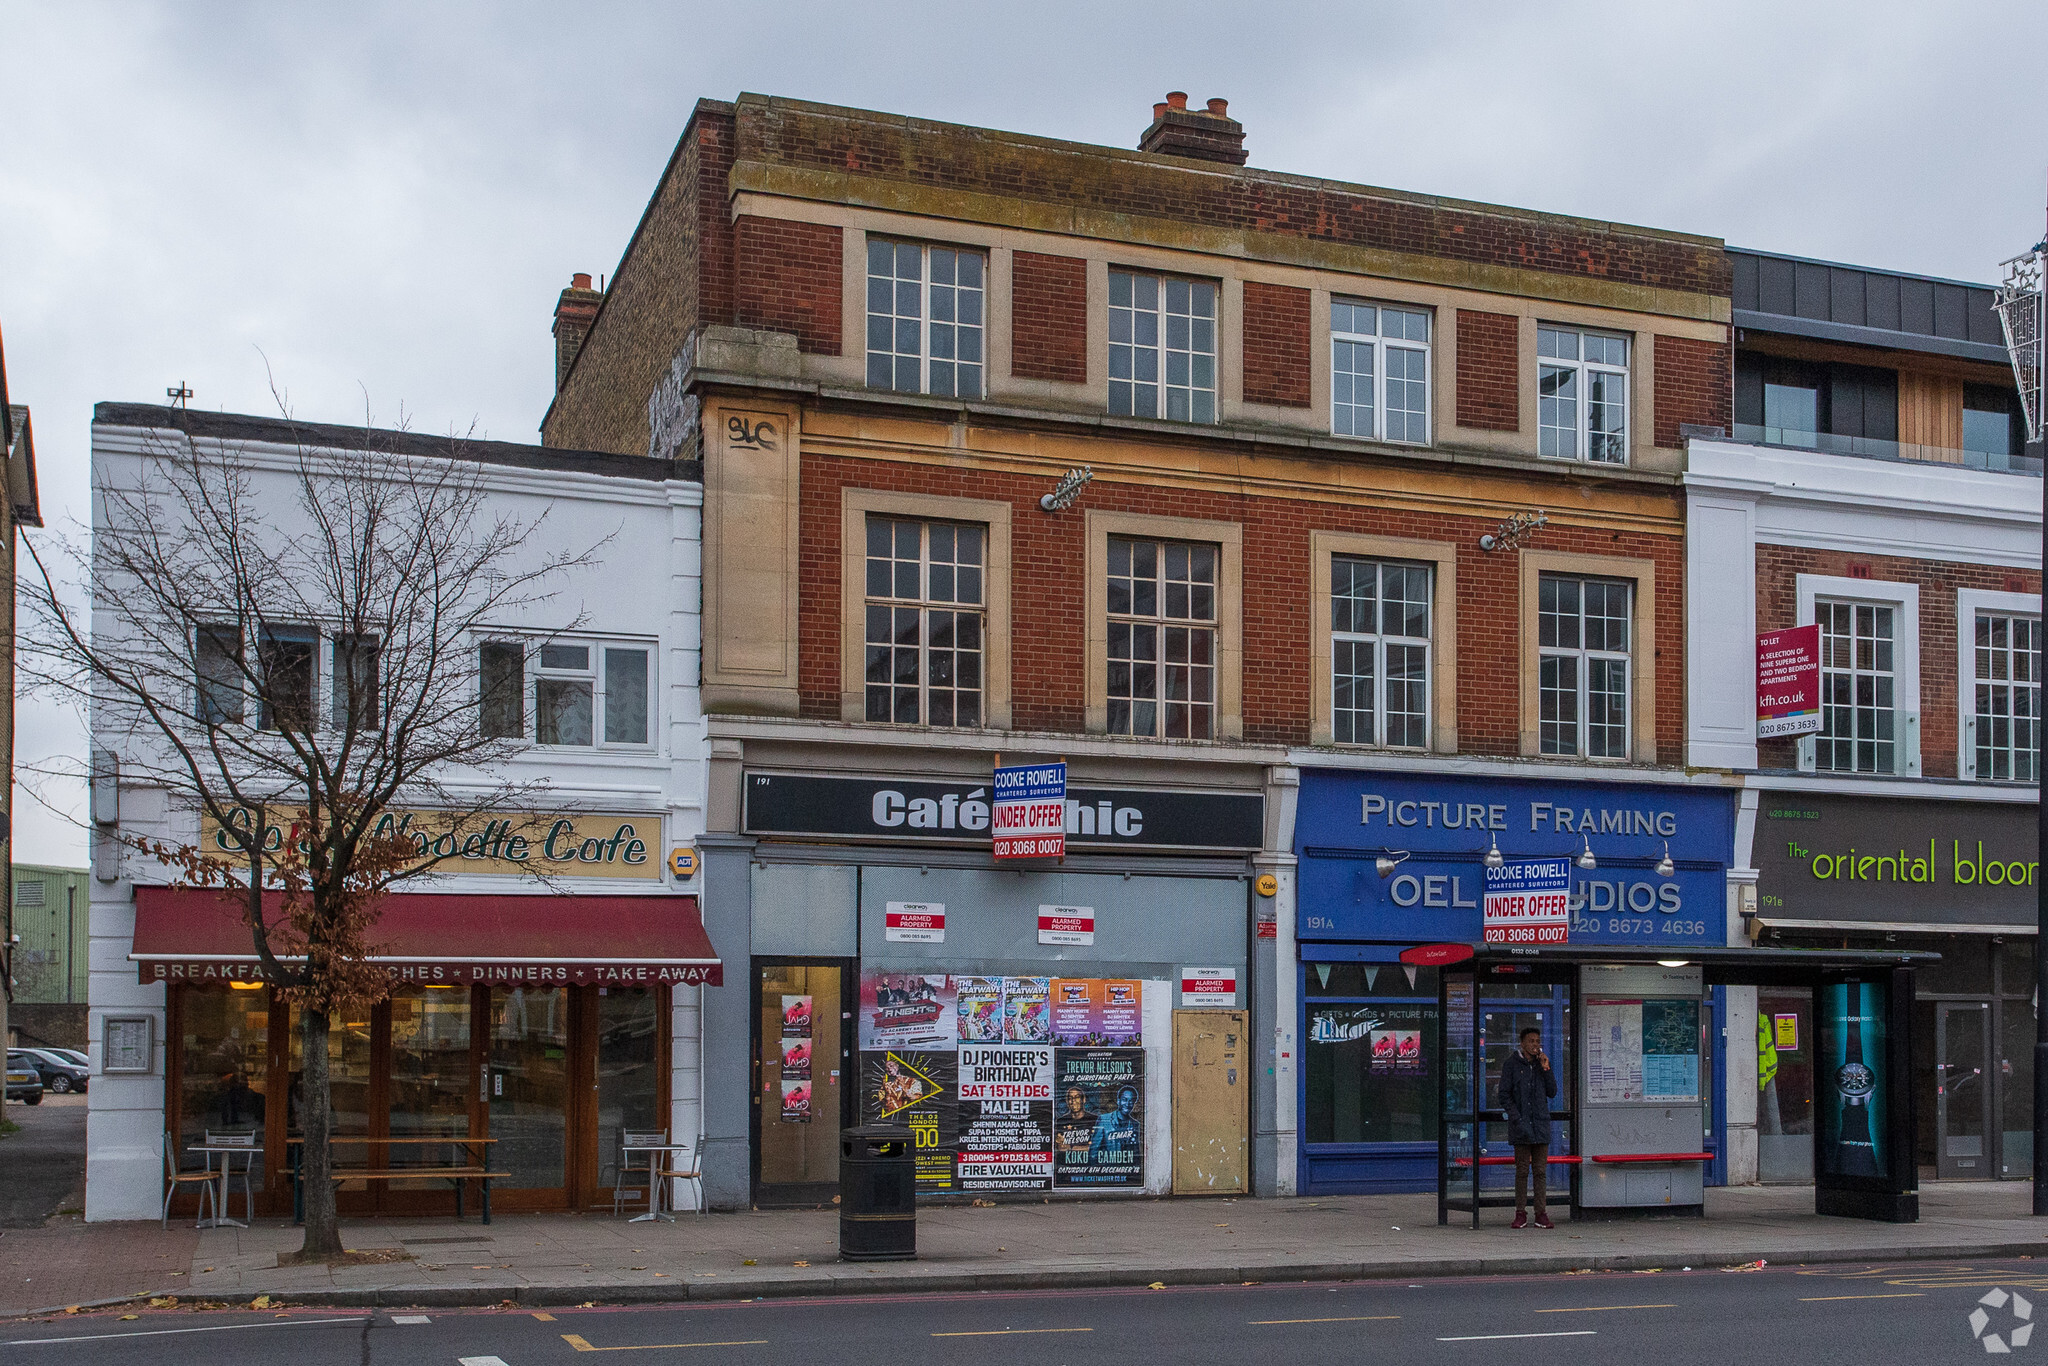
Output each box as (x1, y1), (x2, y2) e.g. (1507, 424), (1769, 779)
(297, 1006), (345, 1261)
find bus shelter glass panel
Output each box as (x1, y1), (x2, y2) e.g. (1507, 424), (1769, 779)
(1439, 968), (1477, 1222)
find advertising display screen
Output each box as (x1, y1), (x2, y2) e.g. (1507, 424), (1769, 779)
(1817, 980), (1888, 1182)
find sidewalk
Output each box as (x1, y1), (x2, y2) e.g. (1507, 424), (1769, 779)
(9, 1182), (2048, 1316)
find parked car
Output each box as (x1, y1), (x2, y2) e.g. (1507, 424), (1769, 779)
(4, 1060), (42, 1105)
(11, 1048), (88, 1094)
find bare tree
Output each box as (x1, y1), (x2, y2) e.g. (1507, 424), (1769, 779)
(21, 401), (595, 1260)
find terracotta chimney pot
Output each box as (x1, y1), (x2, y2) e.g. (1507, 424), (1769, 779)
(1206, 98), (1228, 117)
(1165, 91), (1188, 109)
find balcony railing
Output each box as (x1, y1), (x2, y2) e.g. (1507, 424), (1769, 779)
(1730, 423), (2042, 476)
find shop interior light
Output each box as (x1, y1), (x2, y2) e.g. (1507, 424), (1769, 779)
(1483, 833), (1504, 871)
(1657, 959), (1690, 968)
(1374, 850), (1410, 878)
(1576, 836), (1597, 871)
(1655, 840), (1676, 877)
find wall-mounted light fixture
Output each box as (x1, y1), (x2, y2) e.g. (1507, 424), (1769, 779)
(1478, 509), (1548, 553)
(1040, 466), (1094, 512)
(1576, 835), (1597, 871)
(1374, 849), (1411, 878)
(1483, 832), (1504, 870)
(1655, 840), (1676, 877)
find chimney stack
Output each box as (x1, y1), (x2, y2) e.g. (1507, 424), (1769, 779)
(552, 272), (603, 391)
(1138, 92), (1246, 166)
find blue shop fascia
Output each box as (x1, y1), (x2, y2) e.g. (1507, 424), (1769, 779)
(1292, 767), (1736, 1195)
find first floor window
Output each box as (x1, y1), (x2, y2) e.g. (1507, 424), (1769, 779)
(1107, 536), (1216, 739)
(330, 634), (381, 731)
(1539, 326), (1630, 464)
(1816, 600), (1896, 773)
(195, 625), (244, 726)
(483, 639), (653, 748)
(1330, 556), (1431, 747)
(1109, 271), (1216, 424)
(1538, 574), (1632, 758)
(256, 625), (317, 734)
(1974, 611), (2040, 781)
(864, 516), (985, 727)
(479, 642), (524, 739)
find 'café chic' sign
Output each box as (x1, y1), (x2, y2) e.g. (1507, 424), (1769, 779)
(201, 806), (661, 880)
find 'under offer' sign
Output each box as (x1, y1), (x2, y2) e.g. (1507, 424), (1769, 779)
(884, 901), (946, 943)
(1482, 858), (1571, 944)
(1037, 904), (1095, 946)
(993, 761), (1066, 860)
(1757, 624), (1822, 739)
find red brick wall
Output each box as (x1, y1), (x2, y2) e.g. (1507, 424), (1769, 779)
(1456, 310), (1520, 432)
(734, 216), (842, 354)
(1754, 546), (2042, 777)
(800, 451), (1685, 757)
(1653, 335), (1731, 448)
(1011, 252), (1088, 383)
(738, 102), (1730, 297)
(694, 110), (736, 339)
(1241, 282), (1311, 408)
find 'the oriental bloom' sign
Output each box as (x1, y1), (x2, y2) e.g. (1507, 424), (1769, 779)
(200, 806), (662, 880)
(1757, 624), (1822, 739)
(992, 762), (1066, 860)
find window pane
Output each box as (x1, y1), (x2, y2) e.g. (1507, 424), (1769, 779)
(196, 625), (244, 726)
(539, 644), (589, 671)
(480, 643), (524, 739)
(536, 678), (593, 746)
(257, 627), (316, 733)
(604, 648), (650, 745)
(331, 635), (381, 731)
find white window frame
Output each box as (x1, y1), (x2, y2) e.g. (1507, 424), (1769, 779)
(864, 238), (986, 400)
(1536, 573), (1635, 760)
(1328, 556), (1433, 748)
(1105, 535), (1220, 740)
(477, 636), (659, 752)
(1795, 574), (1920, 776)
(1108, 270), (1218, 425)
(861, 514), (989, 728)
(1537, 325), (1631, 466)
(1957, 587), (2042, 782)
(1330, 300), (1432, 445)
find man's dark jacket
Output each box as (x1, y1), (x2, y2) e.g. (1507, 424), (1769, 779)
(1500, 1051), (1558, 1146)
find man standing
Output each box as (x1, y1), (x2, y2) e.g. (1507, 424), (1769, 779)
(1500, 1026), (1558, 1229)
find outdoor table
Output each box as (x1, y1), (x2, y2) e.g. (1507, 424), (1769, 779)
(620, 1142), (694, 1222)
(288, 1135), (500, 1224)
(185, 1144), (258, 1229)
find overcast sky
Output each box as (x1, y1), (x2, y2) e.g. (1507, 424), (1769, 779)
(5, 0), (2045, 865)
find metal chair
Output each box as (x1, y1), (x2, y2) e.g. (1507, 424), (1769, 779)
(205, 1129), (260, 1224)
(612, 1130), (667, 1217)
(162, 1131), (217, 1229)
(657, 1138), (705, 1219)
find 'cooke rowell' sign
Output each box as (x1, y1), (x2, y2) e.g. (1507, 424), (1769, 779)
(744, 773), (1262, 850)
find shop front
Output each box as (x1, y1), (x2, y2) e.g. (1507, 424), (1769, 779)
(131, 881), (719, 1218)
(1293, 768), (1735, 1196)
(724, 767), (1266, 1207)
(1748, 786), (2038, 1181)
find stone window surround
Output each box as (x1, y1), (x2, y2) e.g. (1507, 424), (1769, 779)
(1517, 549), (1658, 763)
(1794, 572), (1921, 777)
(727, 193), (1719, 463)
(839, 488), (1014, 729)
(1083, 509), (1243, 741)
(1955, 586), (2037, 781)
(1308, 531), (1460, 751)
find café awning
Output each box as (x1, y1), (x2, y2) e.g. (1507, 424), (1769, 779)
(130, 886), (721, 987)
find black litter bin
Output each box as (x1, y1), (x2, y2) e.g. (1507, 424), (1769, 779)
(839, 1124), (916, 1261)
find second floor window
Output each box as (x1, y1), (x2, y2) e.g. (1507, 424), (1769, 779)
(1974, 611), (2040, 782)
(1331, 556), (1431, 747)
(1816, 601), (1895, 773)
(867, 240), (984, 399)
(1539, 327), (1629, 465)
(1331, 302), (1431, 444)
(865, 517), (985, 727)
(1539, 575), (1632, 758)
(1107, 537), (1216, 740)
(1109, 271), (1216, 424)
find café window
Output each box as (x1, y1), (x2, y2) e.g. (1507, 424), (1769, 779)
(476, 639), (655, 749)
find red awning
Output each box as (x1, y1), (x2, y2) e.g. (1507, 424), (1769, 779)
(130, 886), (721, 987)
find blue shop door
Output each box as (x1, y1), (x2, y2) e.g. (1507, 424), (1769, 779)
(1478, 1002), (1568, 1182)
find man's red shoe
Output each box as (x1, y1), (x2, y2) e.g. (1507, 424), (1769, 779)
(1511, 1212), (1528, 1229)
(1534, 1213), (1554, 1229)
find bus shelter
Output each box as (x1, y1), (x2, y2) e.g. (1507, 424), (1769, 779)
(1434, 943), (1935, 1226)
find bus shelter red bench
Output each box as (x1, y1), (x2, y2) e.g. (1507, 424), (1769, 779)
(1453, 1154), (1584, 1167)
(1590, 1152), (1713, 1163)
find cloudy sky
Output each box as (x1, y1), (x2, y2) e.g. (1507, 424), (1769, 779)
(4, 0), (2044, 864)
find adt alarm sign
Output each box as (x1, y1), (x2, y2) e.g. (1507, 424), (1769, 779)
(1483, 858), (1571, 944)
(993, 761), (1066, 860)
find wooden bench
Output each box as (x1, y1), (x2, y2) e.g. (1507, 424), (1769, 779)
(289, 1136), (501, 1224)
